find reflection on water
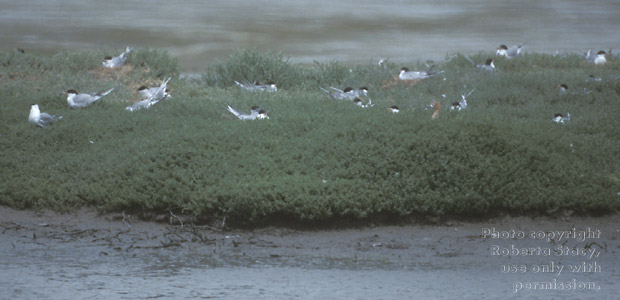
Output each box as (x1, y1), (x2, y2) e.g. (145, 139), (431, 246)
(1, 0), (619, 71)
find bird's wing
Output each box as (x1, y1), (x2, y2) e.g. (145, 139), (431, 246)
(92, 88), (114, 98)
(38, 113), (58, 127)
(126, 99), (150, 112)
(75, 94), (97, 105)
(150, 78), (170, 101)
(226, 105), (242, 119)
(319, 87), (332, 94)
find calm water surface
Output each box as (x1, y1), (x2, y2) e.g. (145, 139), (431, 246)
(1, 0), (619, 71)
(2, 237), (616, 300)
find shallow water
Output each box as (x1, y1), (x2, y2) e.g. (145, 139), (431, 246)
(1, 0), (619, 71)
(2, 240), (615, 300)
(1, 208), (619, 300)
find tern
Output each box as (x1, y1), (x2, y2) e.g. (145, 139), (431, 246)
(593, 50), (607, 65)
(127, 78), (171, 112)
(320, 87), (355, 100)
(552, 113), (570, 124)
(28, 104), (61, 128)
(583, 50), (608, 65)
(464, 57), (495, 71)
(353, 98), (373, 108)
(257, 109), (270, 119)
(255, 81), (277, 92)
(557, 84), (568, 95)
(103, 47), (132, 68)
(330, 86), (369, 98)
(557, 84), (592, 96)
(497, 43), (525, 59)
(399, 66), (443, 80)
(584, 50), (596, 63)
(234, 80), (277, 92)
(226, 105), (265, 120)
(450, 89), (474, 111)
(65, 88), (114, 108)
(138, 84), (171, 100)
(387, 105), (400, 113)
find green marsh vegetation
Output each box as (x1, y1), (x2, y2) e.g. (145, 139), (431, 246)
(1, 48), (619, 227)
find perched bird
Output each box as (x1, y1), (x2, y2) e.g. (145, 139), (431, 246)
(584, 50), (596, 63)
(387, 105), (400, 113)
(257, 109), (270, 119)
(126, 97), (158, 112)
(496, 45), (508, 56)
(451, 89), (474, 111)
(354, 87), (369, 97)
(399, 66), (443, 80)
(320, 87), (355, 100)
(330, 86), (369, 98)
(234, 80), (277, 92)
(464, 56), (495, 71)
(552, 113), (570, 124)
(138, 83), (171, 100)
(255, 81), (277, 92)
(584, 50), (608, 65)
(593, 50), (607, 65)
(353, 98), (373, 108)
(557, 84), (592, 96)
(28, 104), (61, 128)
(557, 84), (568, 95)
(65, 88), (115, 108)
(497, 43), (525, 59)
(127, 78), (171, 112)
(431, 100), (441, 119)
(226, 105), (266, 120)
(103, 47), (132, 68)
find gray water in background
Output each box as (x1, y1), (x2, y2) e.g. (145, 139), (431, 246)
(1, 0), (619, 72)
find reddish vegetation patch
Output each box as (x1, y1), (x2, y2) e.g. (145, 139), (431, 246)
(90, 64), (140, 81)
(89, 65), (170, 103)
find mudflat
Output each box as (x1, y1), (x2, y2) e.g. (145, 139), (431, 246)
(1, 206), (618, 299)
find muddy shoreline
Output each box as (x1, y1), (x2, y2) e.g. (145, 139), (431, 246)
(2, 206), (618, 299)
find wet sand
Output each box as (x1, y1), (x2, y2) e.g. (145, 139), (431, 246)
(1, 206), (618, 299)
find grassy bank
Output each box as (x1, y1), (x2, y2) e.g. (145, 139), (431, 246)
(1, 48), (619, 226)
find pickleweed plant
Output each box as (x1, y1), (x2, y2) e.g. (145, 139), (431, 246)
(1, 49), (619, 227)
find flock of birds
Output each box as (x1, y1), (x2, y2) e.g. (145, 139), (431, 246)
(28, 43), (611, 127)
(29, 47), (171, 127)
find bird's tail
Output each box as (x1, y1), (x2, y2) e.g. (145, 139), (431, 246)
(429, 70), (444, 77)
(463, 89), (475, 99)
(226, 105), (241, 118)
(148, 78), (171, 102)
(99, 88), (115, 97)
(463, 56), (476, 66)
